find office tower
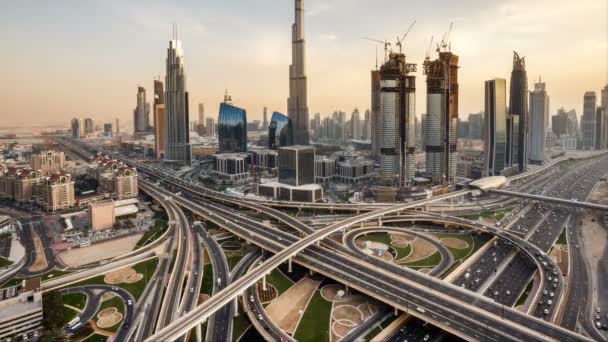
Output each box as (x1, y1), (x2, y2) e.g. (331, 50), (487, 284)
(269, 112), (293, 149)
(351, 108), (361, 140)
(457, 119), (469, 138)
(582, 91), (597, 149)
(262, 107), (269, 131)
(596, 107), (606, 149)
(104, 123), (113, 137)
(71, 118), (80, 139)
(134, 86), (150, 133)
(278, 145), (315, 186)
(155, 105), (165, 159)
(529, 79), (549, 162)
(84, 118), (94, 134)
(30, 151), (66, 175)
(364, 109), (371, 140)
(311, 112), (321, 138)
(483, 78), (508, 176)
(164, 33), (192, 164)
(468, 112), (483, 140)
(420, 114), (427, 148)
(115, 118), (120, 134)
(378, 51), (416, 186)
(507, 52), (529, 172)
(205, 118), (215, 137)
(153, 78), (164, 128)
(218, 102), (247, 153)
(424, 49), (459, 182)
(371, 70), (381, 157)
(198, 103), (205, 128)
(287, 0), (309, 145)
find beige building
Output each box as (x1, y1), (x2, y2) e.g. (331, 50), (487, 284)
(155, 104), (165, 160)
(30, 150), (65, 175)
(0, 168), (42, 202)
(40, 173), (75, 212)
(0, 278), (43, 341)
(114, 167), (138, 200)
(90, 200), (115, 230)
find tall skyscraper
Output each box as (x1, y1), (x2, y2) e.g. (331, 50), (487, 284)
(468, 112), (484, 140)
(198, 103), (205, 127)
(371, 70), (381, 157)
(218, 102), (247, 153)
(71, 118), (80, 139)
(269, 112), (293, 149)
(134, 86), (150, 133)
(84, 118), (94, 134)
(424, 49), (459, 182)
(528, 79), (549, 162)
(507, 52), (529, 172)
(205, 118), (215, 137)
(484, 79), (507, 176)
(287, 0), (310, 145)
(582, 91), (597, 149)
(164, 32), (191, 164)
(115, 118), (120, 134)
(262, 107), (269, 131)
(596, 107), (606, 149)
(378, 52), (416, 186)
(601, 85), (608, 148)
(351, 108), (361, 140)
(155, 105), (165, 159)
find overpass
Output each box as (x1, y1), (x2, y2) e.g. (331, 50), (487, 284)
(489, 189), (608, 211)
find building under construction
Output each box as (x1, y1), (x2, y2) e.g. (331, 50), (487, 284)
(377, 51), (417, 187)
(424, 49), (459, 183)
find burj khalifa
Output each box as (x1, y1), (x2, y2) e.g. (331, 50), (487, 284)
(288, 0), (310, 145)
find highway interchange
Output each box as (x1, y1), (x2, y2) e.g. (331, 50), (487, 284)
(17, 137), (605, 342)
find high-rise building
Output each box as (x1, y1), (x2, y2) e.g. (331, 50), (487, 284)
(205, 118), (215, 137)
(351, 108), (362, 140)
(114, 167), (138, 200)
(153, 78), (164, 128)
(104, 123), (113, 137)
(424, 49), (459, 182)
(115, 118), (120, 134)
(507, 52), (529, 172)
(155, 104), (165, 159)
(198, 103), (205, 128)
(468, 112), (484, 140)
(582, 91), (597, 149)
(84, 118), (94, 134)
(134, 86), (150, 133)
(218, 102), (247, 153)
(378, 51), (416, 186)
(371, 70), (381, 158)
(363, 109), (372, 140)
(278, 145), (314, 186)
(262, 107), (269, 131)
(30, 150), (66, 175)
(601, 84), (608, 148)
(457, 119), (469, 138)
(164, 33), (192, 164)
(269, 112), (293, 149)
(483, 78), (508, 176)
(40, 173), (75, 212)
(287, 0), (309, 145)
(596, 107), (606, 149)
(71, 118), (80, 139)
(528, 79), (549, 162)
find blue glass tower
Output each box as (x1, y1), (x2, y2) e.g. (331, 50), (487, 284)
(218, 102), (247, 153)
(268, 112), (294, 150)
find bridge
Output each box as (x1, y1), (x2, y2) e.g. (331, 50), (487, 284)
(489, 189), (608, 211)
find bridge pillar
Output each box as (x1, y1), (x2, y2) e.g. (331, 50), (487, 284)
(288, 257), (293, 273)
(378, 218), (382, 227)
(309, 269), (314, 276)
(196, 323), (202, 342)
(394, 307), (399, 316)
(262, 275), (267, 291)
(234, 296), (239, 317)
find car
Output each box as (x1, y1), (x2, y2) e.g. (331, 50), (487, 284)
(596, 307), (601, 313)
(190, 288), (194, 293)
(595, 314), (601, 320)
(258, 314), (264, 320)
(127, 300), (132, 305)
(543, 309), (549, 315)
(423, 334), (430, 341)
(250, 295), (254, 302)
(416, 307), (426, 314)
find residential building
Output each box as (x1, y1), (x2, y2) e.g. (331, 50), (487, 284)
(528, 79), (549, 163)
(84, 118), (94, 134)
(30, 150), (65, 175)
(103, 123), (113, 137)
(134, 86), (150, 133)
(114, 167), (138, 200)
(371, 70), (381, 157)
(582, 91), (597, 149)
(287, 0), (310, 145)
(468, 112), (484, 139)
(205, 118), (215, 137)
(351, 108), (362, 140)
(40, 173), (75, 212)
(483, 78), (508, 176)
(596, 107), (606, 149)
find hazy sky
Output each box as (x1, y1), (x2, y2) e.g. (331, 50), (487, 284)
(0, 0), (606, 128)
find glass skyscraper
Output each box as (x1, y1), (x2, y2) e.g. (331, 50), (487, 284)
(484, 78), (507, 176)
(278, 145), (315, 187)
(218, 102), (247, 153)
(268, 112), (293, 150)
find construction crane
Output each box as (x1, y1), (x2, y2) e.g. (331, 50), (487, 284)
(396, 20), (416, 53)
(425, 35), (434, 61)
(438, 22), (453, 52)
(362, 37), (391, 62)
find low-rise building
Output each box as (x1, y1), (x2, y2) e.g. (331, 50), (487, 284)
(90, 200), (115, 230)
(314, 157), (337, 183)
(337, 159), (374, 183)
(212, 153), (250, 182)
(251, 149), (278, 171)
(0, 278), (43, 341)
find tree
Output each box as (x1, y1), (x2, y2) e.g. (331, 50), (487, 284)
(42, 291), (65, 339)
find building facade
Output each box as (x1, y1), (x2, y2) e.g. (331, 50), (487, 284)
(0, 279), (43, 341)
(134, 86), (150, 133)
(71, 118), (81, 139)
(30, 150), (65, 175)
(582, 91), (597, 149)
(218, 103), (247, 153)
(213, 153), (250, 181)
(483, 78), (508, 176)
(528, 80), (549, 162)
(287, 0), (310, 145)
(155, 104), (165, 159)
(114, 167), (138, 200)
(507, 52), (529, 172)
(40, 173), (75, 212)
(278, 145), (315, 187)
(268, 112), (293, 150)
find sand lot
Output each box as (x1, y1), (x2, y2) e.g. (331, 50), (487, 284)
(441, 237), (469, 249)
(265, 277), (320, 334)
(96, 307), (123, 328)
(57, 233), (143, 267)
(397, 238), (437, 263)
(28, 232), (48, 272)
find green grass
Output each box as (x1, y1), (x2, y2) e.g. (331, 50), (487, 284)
(557, 228), (567, 245)
(227, 254), (244, 271)
(293, 290), (332, 342)
(134, 219), (168, 249)
(364, 326), (382, 342)
(232, 304), (250, 341)
(380, 314), (398, 328)
(201, 263), (213, 295)
(62, 305), (80, 325)
(62, 292), (87, 310)
(516, 280), (534, 307)
(433, 233), (474, 261)
(67, 258), (158, 300)
(266, 268), (293, 295)
(83, 333), (107, 342)
(460, 209), (511, 222)
(403, 251), (442, 268)
(42, 269), (71, 280)
(0, 256), (13, 267)
(95, 294), (125, 333)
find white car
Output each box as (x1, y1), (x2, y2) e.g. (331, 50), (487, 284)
(127, 300), (132, 306)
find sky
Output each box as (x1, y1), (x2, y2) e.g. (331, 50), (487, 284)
(0, 0), (606, 128)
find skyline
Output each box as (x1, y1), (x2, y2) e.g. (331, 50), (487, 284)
(1, 0), (607, 128)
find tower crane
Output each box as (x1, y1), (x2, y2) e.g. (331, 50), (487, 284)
(396, 20), (416, 53)
(362, 37), (391, 62)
